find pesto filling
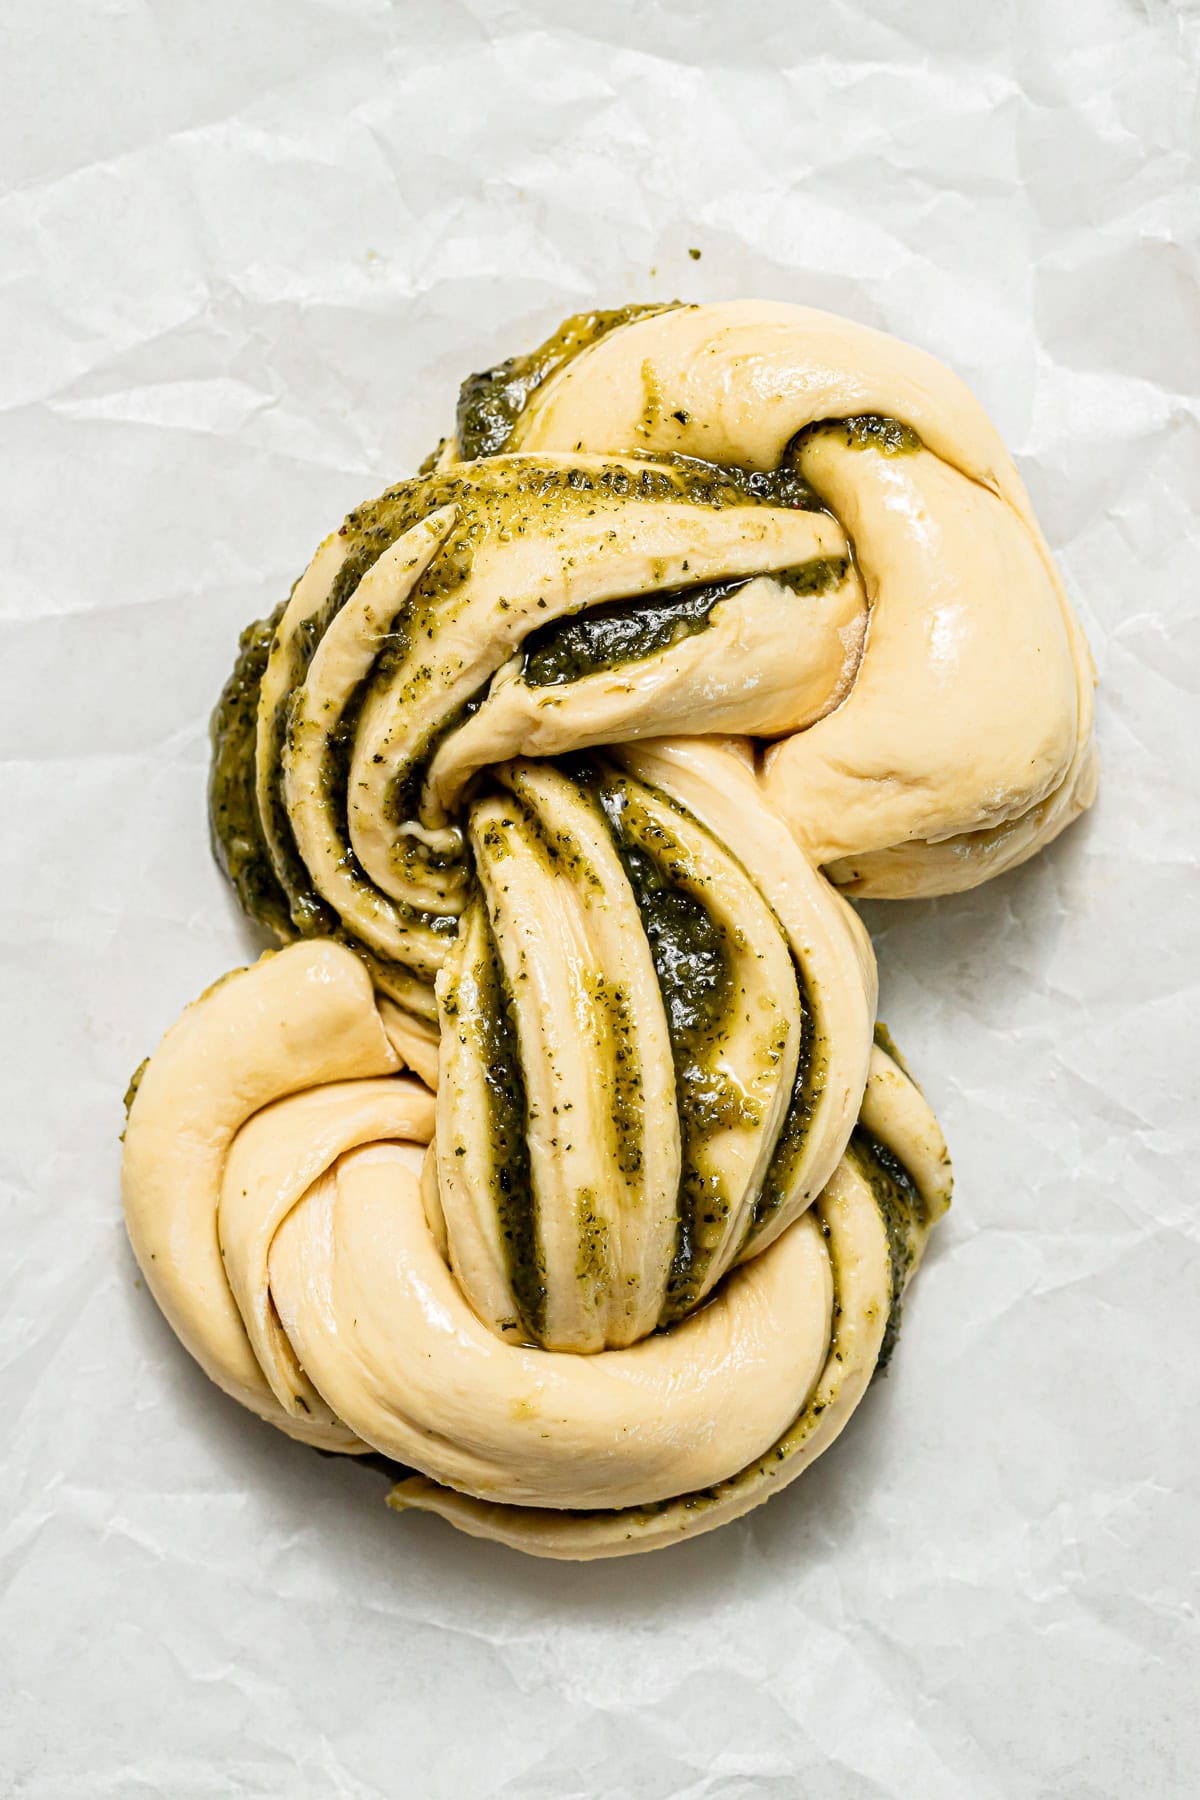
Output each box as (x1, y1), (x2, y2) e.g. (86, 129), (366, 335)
(594, 969), (644, 1187)
(470, 907), (545, 1341)
(522, 555), (848, 689)
(208, 601), (443, 1001)
(791, 413), (922, 458)
(122, 1057), (149, 1117)
(454, 303), (679, 460)
(522, 573), (748, 687)
(255, 541), (403, 941)
(515, 789), (646, 1190)
(590, 767), (739, 1321)
(303, 654), (459, 940)
(261, 684), (337, 939)
(208, 604), (293, 938)
(385, 685), (488, 832)
(845, 1126), (926, 1377)
(120, 1056), (150, 1139)
(746, 956), (823, 1241)
(573, 1188), (610, 1299)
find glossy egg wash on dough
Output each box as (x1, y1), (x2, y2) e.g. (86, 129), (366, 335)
(123, 301), (1096, 1559)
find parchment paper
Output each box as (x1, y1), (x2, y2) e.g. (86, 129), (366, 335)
(3, 1), (1198, 1794)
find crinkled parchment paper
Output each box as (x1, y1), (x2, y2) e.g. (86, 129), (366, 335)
(2, 1), (1197, 1793)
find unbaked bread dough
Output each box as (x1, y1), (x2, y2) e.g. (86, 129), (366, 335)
(124, 301), (1095, 1558)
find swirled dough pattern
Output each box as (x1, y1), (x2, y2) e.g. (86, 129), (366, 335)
(123, 301), (1095, 1558)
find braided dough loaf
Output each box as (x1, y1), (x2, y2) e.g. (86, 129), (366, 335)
(123, 301), (1095, 1558)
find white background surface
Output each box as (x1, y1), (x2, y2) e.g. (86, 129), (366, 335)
(3, 1), (1198, 1794)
